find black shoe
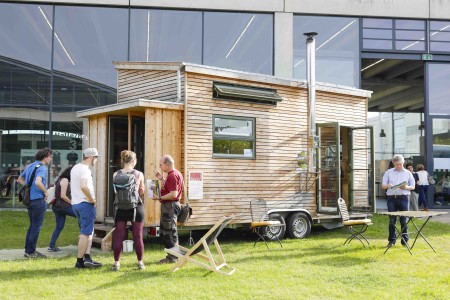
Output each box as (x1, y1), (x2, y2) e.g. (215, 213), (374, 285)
(83, 258), (102, 268)
(401, 240), (409, 246)
(387, 242), (395, 248)
(75, 262), (85, 269)
(25, 251), (47, 259)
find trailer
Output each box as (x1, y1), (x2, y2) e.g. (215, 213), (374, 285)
(77, 61), (374, 243)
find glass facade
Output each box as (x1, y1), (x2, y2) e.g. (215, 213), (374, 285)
(428, 63), (450, 116)
(293, 15), (360, 87)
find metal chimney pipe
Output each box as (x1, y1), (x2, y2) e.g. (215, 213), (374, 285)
(304, 32), (318, 138)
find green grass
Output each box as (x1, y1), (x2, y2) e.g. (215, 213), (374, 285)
(1, 211), (450, 299)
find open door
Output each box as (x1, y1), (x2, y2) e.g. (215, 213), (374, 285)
(348, 126), (375, 213)
(107, 116), (145, 218)
(316, 122), (340, 213)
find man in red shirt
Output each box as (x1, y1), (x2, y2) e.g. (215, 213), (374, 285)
(152, 155), (183, 264)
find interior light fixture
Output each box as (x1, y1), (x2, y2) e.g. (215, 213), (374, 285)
(379, 129), (386, 138)
(225, 15), (255, 59)
(418, 121), (425, 131)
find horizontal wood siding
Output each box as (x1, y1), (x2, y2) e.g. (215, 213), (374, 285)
(117, 69), (185, 102)
(184, 74), (312, 226)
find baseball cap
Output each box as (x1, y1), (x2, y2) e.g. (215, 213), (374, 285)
(83, 148), (100, 158)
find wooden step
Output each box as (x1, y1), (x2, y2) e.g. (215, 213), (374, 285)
(92, 225), (115, 251)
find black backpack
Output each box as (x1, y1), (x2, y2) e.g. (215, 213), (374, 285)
(113, 170), (140, 220)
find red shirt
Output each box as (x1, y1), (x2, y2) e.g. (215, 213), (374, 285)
(161, 169), (183, 201)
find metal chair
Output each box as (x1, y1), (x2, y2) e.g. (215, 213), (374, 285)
(250, 199), (285, 250)
(337, 198), (372, 247)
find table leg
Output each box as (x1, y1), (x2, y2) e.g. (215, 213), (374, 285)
(409, 216), (436, 253)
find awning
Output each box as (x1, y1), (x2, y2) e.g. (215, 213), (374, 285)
(213, 82), (282, 105)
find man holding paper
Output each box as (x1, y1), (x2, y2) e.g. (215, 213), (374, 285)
(382, 154), (415, 248)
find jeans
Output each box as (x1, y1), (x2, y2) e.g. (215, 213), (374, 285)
(418, 185), (429, 209)
(25, 198), (47, 254)
(387, 196), (409, 243)
(49, 206), (76, 248)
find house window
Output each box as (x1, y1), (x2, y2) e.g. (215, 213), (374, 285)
(212, 115), (255, 159)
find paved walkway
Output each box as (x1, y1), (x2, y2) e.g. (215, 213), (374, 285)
(0, 245), (102, 261)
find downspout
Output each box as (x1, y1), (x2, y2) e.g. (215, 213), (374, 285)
(304, 32), (318, 171)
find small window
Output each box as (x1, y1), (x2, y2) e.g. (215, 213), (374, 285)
(212, 115), (255, 159)
(213, 82), (282, 105)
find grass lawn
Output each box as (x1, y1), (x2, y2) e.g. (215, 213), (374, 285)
(1, 210), (450, 299)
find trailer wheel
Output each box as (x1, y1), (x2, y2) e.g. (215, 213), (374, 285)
(262, 214), (286, 241)
(287, 212), (311, 239)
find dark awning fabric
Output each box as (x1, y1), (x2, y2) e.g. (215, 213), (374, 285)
(213, 82), (282, 105)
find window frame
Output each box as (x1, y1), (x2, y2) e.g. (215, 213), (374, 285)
(212, 114), (256, 159)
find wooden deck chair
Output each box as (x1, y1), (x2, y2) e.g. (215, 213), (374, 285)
(250, 199), (285, 250)
(337, 198), (373, 247)
(164, 215), (235, 276)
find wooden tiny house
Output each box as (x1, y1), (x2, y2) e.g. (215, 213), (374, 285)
(77, 62), (374, 240)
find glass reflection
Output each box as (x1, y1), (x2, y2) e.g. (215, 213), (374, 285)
(130, 9), (202, 63)
(204, 12), (273, 75)
(428, 63), (450, 115)
(54, 6), (128, 88)
(294, 15), (359, 87)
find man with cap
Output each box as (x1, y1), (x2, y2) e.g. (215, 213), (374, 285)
(71, 148), (102, 268)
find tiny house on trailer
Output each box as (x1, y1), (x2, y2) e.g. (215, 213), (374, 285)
(77, 62), (374, 242)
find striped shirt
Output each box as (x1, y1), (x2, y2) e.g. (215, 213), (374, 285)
(382, 167), (415, 196)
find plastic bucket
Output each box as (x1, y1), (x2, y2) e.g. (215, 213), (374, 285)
(122, 240), (134, 253)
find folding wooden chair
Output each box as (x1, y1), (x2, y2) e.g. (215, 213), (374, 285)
(337, 198), (372, 247)
(250, 199), (285, 250)
(164, 215), (235, 276)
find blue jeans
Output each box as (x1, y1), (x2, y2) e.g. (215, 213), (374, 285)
(49, 206), (76, 248)
(418, 185), (429, 209)
(387, 196), (409, 243)
(25, 198), (47, 254)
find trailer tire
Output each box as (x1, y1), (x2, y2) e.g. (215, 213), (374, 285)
(287, 212), (311, 239)
(262, 214), (286, 241)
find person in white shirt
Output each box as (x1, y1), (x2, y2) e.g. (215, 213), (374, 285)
(71, 148), (102, 269)
(416, 164), (430, 211)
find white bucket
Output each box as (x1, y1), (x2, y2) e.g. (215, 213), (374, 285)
(122, 240), (134, 253)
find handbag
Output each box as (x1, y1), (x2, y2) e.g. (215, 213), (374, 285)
(177, 178), (192, 224)
(19, 164), (42, 206)
(45, 185), (56, 205)
(428, 176), (435, 185)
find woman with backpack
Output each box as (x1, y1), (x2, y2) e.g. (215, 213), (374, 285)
(48, 166), (76, 252)
(111, 150), (145, 271)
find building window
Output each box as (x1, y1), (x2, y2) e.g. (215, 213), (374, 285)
(430, 21), (450, 53)
(362, 18), (426, 52)
(293, 15), (360, 88)
(212, 115), (255, 159)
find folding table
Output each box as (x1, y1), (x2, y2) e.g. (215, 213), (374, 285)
(379, 210), (448, 255)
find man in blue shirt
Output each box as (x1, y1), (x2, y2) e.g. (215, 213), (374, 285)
(382, 154), (415, 248)
(18, 147), (53, 258)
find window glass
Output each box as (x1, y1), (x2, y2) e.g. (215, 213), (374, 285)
(204, 12), (273, 75)
(54, 6), (128, 89)
(130, 9), (202, 63)
(294, 16), (359, 87)
(395, 41), (425, 51)
(363, 18), (392, 29)
(432, 118), (450, 205)
(213, 116), (255, 158)
(363, 28), (392, 39)
(396, 30), (425, 40)
(430, 21), (450, 53)
(395, 20), (425, 30)
(0, 3), (52, 69)
(363, 40), (392, 50)
(428, 63), (450, 115)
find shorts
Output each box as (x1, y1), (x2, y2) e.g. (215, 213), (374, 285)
(72, 202), (96, 235)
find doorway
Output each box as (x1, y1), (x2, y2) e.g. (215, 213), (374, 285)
(107, 116), (145, 218)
